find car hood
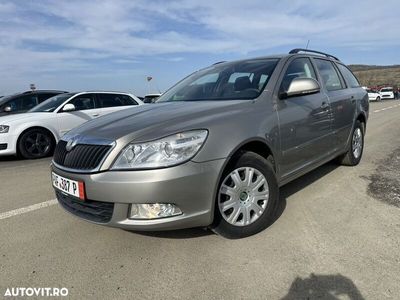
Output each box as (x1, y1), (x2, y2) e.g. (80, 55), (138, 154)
(0, 112), (55, 125)
(65, 100), (253, 142)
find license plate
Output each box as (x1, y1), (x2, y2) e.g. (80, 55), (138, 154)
(52, 172), (85, 200)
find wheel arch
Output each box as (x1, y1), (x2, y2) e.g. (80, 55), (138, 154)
(356, 112), (367, 132)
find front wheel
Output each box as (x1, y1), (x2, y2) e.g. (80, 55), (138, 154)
(376, 96), (381, 102)
(336, 120), (365, 166)
(211, 152), (279, 239)
(18, 128), (55, 159)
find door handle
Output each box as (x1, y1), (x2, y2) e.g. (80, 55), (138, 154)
(92, 113), (100, 117)
(351, 96), (356, 104)
(321, 102), (330, 110)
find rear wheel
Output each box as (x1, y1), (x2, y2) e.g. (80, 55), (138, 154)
(18, 128), (55, 159)
(336, 120), (364, 166)
(211, 152), (279, 239)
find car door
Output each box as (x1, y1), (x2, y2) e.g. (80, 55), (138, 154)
(57, 93), (102, 136)
(314, 59), (357, 150)
(276, 57), (334, 177)
(96, 93), (139, 115)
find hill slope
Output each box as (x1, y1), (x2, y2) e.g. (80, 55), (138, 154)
(348, 65), (400, 87)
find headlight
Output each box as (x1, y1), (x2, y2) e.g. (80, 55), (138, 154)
(0, 125), (9, 134)
(112, 130), (208, 170)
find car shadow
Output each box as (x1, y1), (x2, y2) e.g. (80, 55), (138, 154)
(0, 155), (20, 161)
(128, 161), (340, 239)
(126, 227), (213, 239)
(267, 161), (339, 229)
(281, 273), (365, 300)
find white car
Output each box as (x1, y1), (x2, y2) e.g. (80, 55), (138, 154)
(0, 91), (143, 158)
(366, 89), (381, 101)
(379, 87), (394, 100)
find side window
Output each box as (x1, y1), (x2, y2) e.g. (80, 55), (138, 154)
(38, 93), (58, 103)
(280, 58), (317, 92)
(336, 64), (360, 88)
(314, 59), (344, 91)
(69, 94), (95, 111)
(5, 97), (23, 111)
(118, 95), (138, 105)
(97, 94), (131, 108)
(21, 95), (39, 110)
(6, 95), (38, 111)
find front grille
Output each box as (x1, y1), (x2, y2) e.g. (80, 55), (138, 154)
(53, 140), (111, 170)
(56, 190), (114, 223)
(0, 143), (7, 150)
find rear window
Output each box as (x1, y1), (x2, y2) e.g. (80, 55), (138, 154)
(336, 64), (360, 88)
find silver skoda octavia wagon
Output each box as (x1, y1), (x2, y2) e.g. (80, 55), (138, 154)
(51, 49), (369, 238)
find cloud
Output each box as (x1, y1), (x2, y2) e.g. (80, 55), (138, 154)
(0, 0), (399, 94)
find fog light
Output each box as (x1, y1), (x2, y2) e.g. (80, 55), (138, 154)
(129, 203), (182, 219)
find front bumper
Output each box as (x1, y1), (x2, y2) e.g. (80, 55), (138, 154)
(0, 133), (17, 156)
(52, 159), (226, 231)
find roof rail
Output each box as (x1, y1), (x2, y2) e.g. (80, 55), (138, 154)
(289, 48), (340, 61)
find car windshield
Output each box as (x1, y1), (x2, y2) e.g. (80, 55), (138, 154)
(29, 93), (76, 112)
(157, 59), (279, 102)
(381, 88), (392, 92)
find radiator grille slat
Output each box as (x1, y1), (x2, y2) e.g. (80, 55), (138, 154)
(53, 140), (111, 171)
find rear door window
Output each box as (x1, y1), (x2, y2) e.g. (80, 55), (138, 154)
(314, 59), (344, 91)
(336, 64), (360, 88)
(97, 94), (138, 107)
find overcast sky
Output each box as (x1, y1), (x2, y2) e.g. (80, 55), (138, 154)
(1, 0), (399, 96)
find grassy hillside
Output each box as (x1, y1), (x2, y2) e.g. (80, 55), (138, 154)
(348, 65), (400, 88)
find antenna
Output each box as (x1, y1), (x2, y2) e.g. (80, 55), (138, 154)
(305, 40), (310, 50)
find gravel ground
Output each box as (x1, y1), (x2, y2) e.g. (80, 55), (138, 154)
(366, 146), (400, 207)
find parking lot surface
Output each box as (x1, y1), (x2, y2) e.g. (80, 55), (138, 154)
(1, 100), (400, 299)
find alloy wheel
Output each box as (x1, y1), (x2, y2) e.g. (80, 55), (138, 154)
(24, 132), (51, 157)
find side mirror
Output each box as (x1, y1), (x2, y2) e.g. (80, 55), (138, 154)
(4, 106), (12, 112)
(280, 78), (320, 99)
(62, 103), (76, 112)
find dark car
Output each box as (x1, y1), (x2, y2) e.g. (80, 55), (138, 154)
(0, 90), (67, 116)
(51, 49), (369, 238)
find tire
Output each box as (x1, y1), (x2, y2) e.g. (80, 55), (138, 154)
(18, 128), (55, 159)
(336, 120), (365, 166)
(211, 151), (279, 239)
(376, 96), (381, 102)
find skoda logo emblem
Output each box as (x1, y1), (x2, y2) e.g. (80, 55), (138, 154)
(66, 138), (78, 152)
